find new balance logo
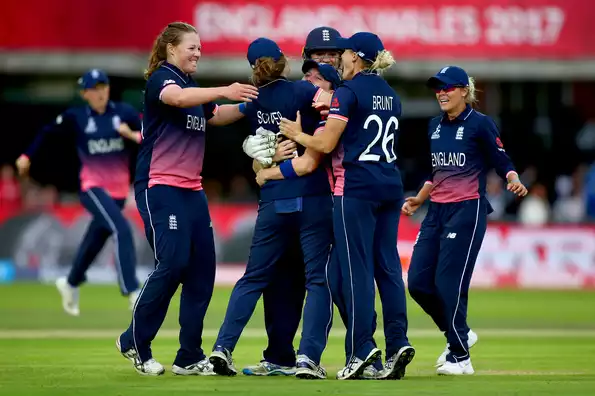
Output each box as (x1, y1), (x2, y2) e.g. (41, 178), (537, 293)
(455, 126), (464, 140)
(431, 125), (441, 139)
(446, 233), (457, 239)
(169, 215), (178, 230)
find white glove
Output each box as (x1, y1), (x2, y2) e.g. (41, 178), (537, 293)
(242, 129), (277, 167)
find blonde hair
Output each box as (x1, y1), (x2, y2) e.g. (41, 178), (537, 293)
(145, 22), (196, 80)
(464, 76), (479, 105)
(250, 55), (288, 87)
(364, 50), (395, 74)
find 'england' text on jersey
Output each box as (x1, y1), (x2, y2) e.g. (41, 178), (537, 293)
(257, 111), (283, 125)
(186, 115), (206, 132)
(88, 137), (125, 155)
(432, 152), (467, 167)
(372, 95), (393, 111)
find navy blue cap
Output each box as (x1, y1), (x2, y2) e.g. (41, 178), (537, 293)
(427, 66), (469, 88)
(335, 32), (384, 63)
(78, 69), (109, 89)
(301, 60), (341, 90)
(303, 27), (343, 59)
(247, 38), (283, 67)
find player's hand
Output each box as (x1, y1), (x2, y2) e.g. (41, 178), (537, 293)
(279, 111), (303, 140)
(223, 83), (259, 102)
(255, 169), (269, 186)
(401, 196), (423, 216)
(272, 139), (297, 162)
(15, 155), (31, 177)
(507, 180), (528, 197)
(313, 102), (330, 111)
(242, 135), (276, 165)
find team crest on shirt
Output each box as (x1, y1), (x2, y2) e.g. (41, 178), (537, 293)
(112, 115), (121, 130)
(431, 124), (441, 139)
(455, 126), (464, 140)
(85, 117), (97, 134)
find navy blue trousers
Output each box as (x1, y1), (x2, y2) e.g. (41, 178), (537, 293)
(215, 195), (333, 365)
(261, 243), (305, 367)
(120, 185), (216, 366)
(333, 196), (409, 362)
(407, 198), (488, 362)
(68, 187), (138, 295)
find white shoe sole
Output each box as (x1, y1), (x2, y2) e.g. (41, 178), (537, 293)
(172, 365), (217, 376)
(338, 348), (382, 380)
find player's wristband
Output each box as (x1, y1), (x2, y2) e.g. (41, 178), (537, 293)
(238, 102), (247, 114)
(279, 160), (298, 179)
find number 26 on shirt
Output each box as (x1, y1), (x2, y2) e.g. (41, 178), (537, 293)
(359, 114), (398, 163)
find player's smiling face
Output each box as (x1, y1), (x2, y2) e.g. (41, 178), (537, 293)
(303, 68), (332, 91)
(310, 51), (341, 68)
(170, 32), (201, 74)
(435, 86), (467, 112)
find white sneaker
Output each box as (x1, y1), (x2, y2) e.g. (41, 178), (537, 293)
(128, 290), (140, 311)
(55, 276), (79, 316)
(116, 336), (138, 363)
(358, 365), (381, 379)
(134, 358), (165, 376)
(379, 345), (416, 379)
(172, 358), (216, 376)
(436, 358), (474, 375)
(436, 330), (478, 366)
(337, 348), (381, 380)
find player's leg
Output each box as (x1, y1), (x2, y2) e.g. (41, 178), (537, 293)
(58, 209), (110, 316)
(295, 194), (334, 379)
(118, 186), (190, 376)
(435, 199), (488, 376)
(244, 243), (304, 376)
(373, 199), (415, 380)
(407, 204), (446, 331)
(210, 201), (292, 376)
(80, 188), (139, 296)
(172, 189), (217, 376)
(334, 196), (381, 380)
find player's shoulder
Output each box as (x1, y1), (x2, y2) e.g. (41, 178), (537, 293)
(468, 109), (496, 128)
(147, 66), (185, 89)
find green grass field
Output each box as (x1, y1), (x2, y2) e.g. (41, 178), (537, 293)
(1, 284), (594, 395)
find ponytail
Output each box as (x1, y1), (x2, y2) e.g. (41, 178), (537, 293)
(145, 22), (197, 80)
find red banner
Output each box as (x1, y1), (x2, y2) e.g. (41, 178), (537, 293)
(1, 0), (594, 59)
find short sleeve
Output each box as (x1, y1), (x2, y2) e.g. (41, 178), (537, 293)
(327, 86), (357, 122)
(146, 70), (182, 104)
(202, 102), (219, 121)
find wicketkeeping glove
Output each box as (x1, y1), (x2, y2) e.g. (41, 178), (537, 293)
(242, 127), (277, 167)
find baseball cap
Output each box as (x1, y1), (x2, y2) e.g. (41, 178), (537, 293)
(335, 32), (384, 63)
(247, 38), (283, 67)
(303, 27), (342, 58)
(427, 66), (469, 89)
(78, 69), (109, 89)
(301, 60), (341, 90)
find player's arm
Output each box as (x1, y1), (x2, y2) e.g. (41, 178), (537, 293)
(256, 148), (324, 186)
(160, 82), (258, 108)
(16, 111), (73, 176)
(479, 117), (527, 197)
(118, 104), (143, 143)
(208, 104), (247, 126)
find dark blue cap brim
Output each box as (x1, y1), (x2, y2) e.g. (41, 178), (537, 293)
(334, 37), (353, 50)
(427, 75), (459, 88)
